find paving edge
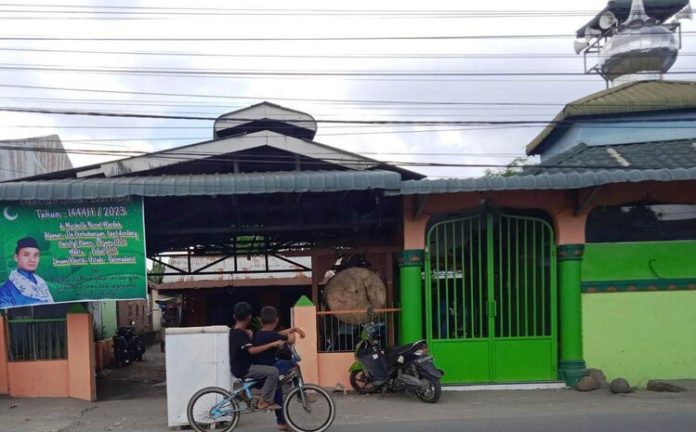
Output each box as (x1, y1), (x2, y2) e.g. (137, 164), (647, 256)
(443, 382), (568, 391)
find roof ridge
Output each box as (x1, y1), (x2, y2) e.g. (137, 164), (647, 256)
(527, 80), (696, 155)
(602, 137), (696, 147)
(565, 81), (640, 109)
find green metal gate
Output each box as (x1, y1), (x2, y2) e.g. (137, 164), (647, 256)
(425, 213), (557, 384)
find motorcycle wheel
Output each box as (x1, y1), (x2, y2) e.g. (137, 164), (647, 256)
(349, 370), (377, 394)
(416, 376), (441, 404)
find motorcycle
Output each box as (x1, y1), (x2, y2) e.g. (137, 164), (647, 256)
(348, 312), (444, 403)
(112, 321), (145, 367)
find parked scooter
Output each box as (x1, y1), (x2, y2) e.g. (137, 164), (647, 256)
(112, 321), (145, 367)
(348, 311), (444, 403)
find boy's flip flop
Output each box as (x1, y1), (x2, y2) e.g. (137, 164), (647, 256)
(257, 401), (282, 410)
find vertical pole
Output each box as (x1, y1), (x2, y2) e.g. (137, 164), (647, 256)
(385, 251), (396, 346)
(397, 249), (425, 344)
(557, 244), (587, 387)
(310, 253), (319, 305)
(0, 314), (8, 394)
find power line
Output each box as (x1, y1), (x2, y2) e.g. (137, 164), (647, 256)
(0, 63), (663, 77)
(0, 82), (572, 106)
(0, 144), (679, 171)
(2, 30), (696, 42)
(0, 145), (684, 171)
(0, 95), (562, 111)
(0, 34), (615, 42)
(0, 4), (682, 20)
(0, 82), (652, 107)
(7, 106), (696, 127)
(6, 46), (696, 61)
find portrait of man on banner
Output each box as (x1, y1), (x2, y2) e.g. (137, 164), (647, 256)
(0, 236), (55, 308)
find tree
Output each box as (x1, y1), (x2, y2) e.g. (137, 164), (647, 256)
(483, 156), (535, 178)
(148, 261), (165, 284)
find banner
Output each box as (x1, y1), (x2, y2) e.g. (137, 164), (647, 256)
(0, 197), (146, 309)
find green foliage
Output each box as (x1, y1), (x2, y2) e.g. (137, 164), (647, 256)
(483, 156), (535, 178)
(148, 261), (165, 284)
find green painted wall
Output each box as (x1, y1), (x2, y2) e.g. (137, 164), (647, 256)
(583, 291), (696, 386)
(582, 241), (696, 281)
(100, 301), (118, 340)
(581, 241), (696, 386)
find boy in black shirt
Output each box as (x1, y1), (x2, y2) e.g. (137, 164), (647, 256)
(253, 306), (305, 431)
(229, 302), (284, 410)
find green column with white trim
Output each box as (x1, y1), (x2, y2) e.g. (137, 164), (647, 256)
(397, 249), (424, 344)
(557, 244), (587, 387)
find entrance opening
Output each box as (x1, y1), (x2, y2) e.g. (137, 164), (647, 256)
(425, 212), (557, 384)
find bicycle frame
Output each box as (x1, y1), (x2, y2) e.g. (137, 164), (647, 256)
(209, 345), (307, 419)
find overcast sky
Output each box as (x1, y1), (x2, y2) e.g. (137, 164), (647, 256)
(1, 0), (695, 177)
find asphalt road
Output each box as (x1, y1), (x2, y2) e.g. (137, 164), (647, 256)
(5, 363), (696, 432)
(243, 410), (696, 432)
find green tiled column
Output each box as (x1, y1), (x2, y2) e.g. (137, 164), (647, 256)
(558, 244), (587, 387)
(397, 249), (424, 344)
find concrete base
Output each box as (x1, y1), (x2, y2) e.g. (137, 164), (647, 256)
(559, 359), (588, 388)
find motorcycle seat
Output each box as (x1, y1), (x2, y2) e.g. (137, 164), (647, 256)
(386, 340), (426, 362)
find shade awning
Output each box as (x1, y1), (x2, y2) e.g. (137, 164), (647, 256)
(389, 167), (696, 195)
(0, 170), (401, 201)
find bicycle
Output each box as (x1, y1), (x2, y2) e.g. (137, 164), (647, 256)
(186, 345), (336, 432)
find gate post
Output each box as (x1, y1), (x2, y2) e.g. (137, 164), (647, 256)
(66, 305), (96, 401)
(291, 296), (319, 384)
(397, 250), (424, 343)
(557, 244), (587, 387)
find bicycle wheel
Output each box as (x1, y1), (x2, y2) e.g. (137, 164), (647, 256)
(187, 386), (240, 432)
(283, 384), (336, 432)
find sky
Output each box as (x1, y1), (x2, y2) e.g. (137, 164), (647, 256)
(0, 0), (695, 178)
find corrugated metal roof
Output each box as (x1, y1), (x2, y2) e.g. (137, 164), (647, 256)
(390, 167), (696, 195)
(527, 81), (696, 155)
(0, 170), (401, 200)
(0, 135), (72, 182)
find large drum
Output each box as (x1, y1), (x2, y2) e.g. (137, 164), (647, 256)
(323, 267), (387, 325)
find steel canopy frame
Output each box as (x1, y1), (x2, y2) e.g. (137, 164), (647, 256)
(143, 190), (402, 276)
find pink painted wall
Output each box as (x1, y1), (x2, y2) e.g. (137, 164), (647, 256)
(0, 316), (8, 394)
(317, 352), (353, 389)
(7, 361), (69, 397)
(67, 312), (96, 401)
(292, 305), (319, 384)
(0, 312), (96, 400)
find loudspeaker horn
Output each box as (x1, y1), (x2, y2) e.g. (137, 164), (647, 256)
(573, 40), (590, 54)
(599, 11), (618, 29)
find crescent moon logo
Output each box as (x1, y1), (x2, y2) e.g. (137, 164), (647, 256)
(3, 207), (18, 221)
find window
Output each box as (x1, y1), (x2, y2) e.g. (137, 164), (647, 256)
(586, 204), (696, 243)
(6, 305), (70, 361)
